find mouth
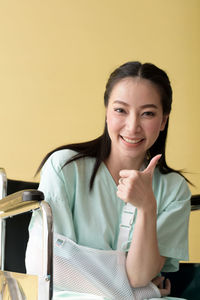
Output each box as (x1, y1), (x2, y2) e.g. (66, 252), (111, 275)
(121, 136), (144, 145)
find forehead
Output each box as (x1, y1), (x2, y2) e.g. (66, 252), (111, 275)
(109, 77), (162, 105)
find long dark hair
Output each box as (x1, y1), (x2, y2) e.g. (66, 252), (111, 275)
(37, 61), (188, 189)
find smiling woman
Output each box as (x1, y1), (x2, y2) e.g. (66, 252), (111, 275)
(25, 61), (191, 300)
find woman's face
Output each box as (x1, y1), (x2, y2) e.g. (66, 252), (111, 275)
(106, 77), (168, 165)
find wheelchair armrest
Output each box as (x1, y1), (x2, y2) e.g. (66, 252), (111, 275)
(0, 190), (44, 218)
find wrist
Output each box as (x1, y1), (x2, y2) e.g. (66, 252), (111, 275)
(137, 197), (157, 215)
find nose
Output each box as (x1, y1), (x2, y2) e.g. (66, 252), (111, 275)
(126, 114), (141, 134)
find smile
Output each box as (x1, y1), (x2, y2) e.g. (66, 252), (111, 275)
(121, 136), (144, 144)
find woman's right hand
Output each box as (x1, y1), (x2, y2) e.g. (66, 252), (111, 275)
(152, 276), (171, 297)
(117, 155), (161, 209)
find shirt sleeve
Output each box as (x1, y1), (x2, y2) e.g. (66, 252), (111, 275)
(155, 173), (191, 272)
(36, 150), (77, 239)
(25, 150), (77, 275)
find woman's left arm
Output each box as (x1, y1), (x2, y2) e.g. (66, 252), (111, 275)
(117, 155), (165, 287)
(126, 203), (165, 287)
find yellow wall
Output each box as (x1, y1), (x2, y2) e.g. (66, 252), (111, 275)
(0, 0), (199, 192)
(0, 0), (199, 261)
(188, 210), (200, 262)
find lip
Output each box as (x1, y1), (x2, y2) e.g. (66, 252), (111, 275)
(120, 135), (144, 146)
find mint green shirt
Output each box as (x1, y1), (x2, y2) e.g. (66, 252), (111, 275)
(29, 149), (191, 273)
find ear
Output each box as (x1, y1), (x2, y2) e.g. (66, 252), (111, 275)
(160, 114), (169, 131)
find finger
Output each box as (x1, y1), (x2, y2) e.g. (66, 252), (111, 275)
(164, 278), (171, 293)
(152, 276), (164, 287)
(118, 178), (124, 185)
(117, 184), (124, 193)
(159, 278), (171, 297)
(119, 169), (133, 178)
(143, 154), (162, 175)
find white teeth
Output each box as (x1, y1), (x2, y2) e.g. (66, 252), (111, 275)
(122, 137), (142, 144)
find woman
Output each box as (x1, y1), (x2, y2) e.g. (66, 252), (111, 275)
(26, 61), (191, 299)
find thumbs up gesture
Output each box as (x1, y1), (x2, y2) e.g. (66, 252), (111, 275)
(117, 154), (161, 209)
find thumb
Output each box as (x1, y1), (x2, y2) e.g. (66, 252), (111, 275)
(144, 154), (162, 175)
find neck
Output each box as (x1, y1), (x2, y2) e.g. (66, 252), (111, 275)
(104, 150), (145, 185)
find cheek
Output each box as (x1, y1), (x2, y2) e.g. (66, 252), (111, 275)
(146, 119), (163, 138)
(106, 112), (122, 133)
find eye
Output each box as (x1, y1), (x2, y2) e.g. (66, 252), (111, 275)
(142, 111), (156, 117)
(114, 108), (126, 114)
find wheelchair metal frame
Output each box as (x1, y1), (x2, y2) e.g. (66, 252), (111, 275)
(0, 168), (53, 300)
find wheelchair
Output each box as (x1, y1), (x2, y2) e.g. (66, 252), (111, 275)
(0, 167), (199, 299)
(0, 168), (53, 299)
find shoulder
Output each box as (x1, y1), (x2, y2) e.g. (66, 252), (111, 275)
(154, 168), (190, 193)
(153, 168), (191, 207)
(39, 149), (81, 199)
(42, 149), (79, 173)
(39, 149), (97, 201)
(42, 149), (96, 179)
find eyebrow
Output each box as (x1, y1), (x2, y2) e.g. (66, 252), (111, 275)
(113, 100), (158, 109)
